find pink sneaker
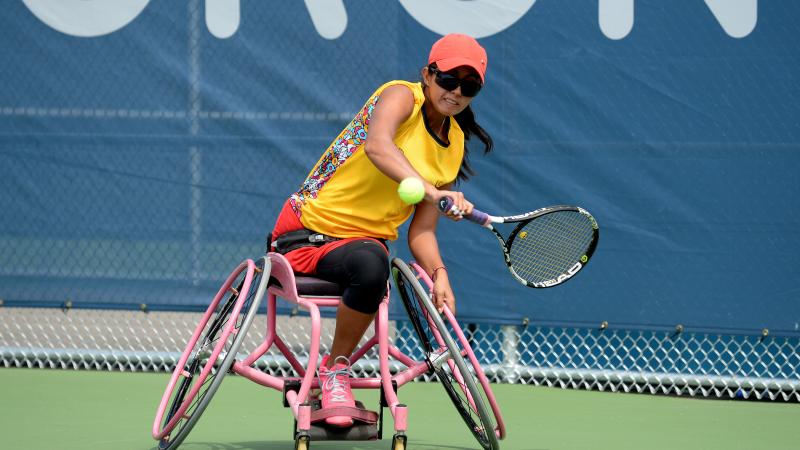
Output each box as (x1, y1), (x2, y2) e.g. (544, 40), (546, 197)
(318, 355), (356, 428)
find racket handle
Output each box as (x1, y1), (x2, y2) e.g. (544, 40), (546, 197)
(437, 197), (491, 226)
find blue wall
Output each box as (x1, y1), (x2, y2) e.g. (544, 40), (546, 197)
(1, 1), (798, 335)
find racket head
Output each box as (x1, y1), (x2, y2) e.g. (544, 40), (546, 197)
(505, 206), (599, 288)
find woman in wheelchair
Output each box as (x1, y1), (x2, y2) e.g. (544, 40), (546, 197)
(269, 33), (494, 428)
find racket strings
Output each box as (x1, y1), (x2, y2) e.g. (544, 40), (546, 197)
(509, 211), (594, 283)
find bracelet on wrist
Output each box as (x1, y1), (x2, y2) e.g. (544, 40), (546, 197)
(431, 266), (447, 281)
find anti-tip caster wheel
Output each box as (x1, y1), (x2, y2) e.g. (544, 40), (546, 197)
(294, 432), (310, 450)
(391, 433), (407, 450)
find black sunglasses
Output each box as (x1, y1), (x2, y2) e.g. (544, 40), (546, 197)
(428, 66), (483, 97)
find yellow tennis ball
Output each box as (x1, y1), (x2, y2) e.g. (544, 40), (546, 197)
(397, 177), (425, 205)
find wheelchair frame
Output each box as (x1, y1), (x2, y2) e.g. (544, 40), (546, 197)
(152, 252), (505, 450)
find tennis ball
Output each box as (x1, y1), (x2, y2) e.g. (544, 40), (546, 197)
(397, 177), (425, 205)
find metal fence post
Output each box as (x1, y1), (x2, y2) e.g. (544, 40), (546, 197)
(501, 324), (520, 383)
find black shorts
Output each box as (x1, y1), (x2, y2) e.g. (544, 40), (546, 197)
(315, 239), (390, 314)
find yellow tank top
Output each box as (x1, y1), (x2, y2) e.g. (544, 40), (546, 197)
(289, 80), (464, 240)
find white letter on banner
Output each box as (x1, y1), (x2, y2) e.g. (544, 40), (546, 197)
(304, 0), (348, 40)
(599, 0), (634, 40)
(22, 0), (150, 38)
(206, 0), (240, 39)
(23, 0), (757, 41)
(704, 0), (757, 38)
(398, 0), (536, 38)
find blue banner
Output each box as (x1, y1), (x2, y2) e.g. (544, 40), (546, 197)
(1, 1), (798, 335)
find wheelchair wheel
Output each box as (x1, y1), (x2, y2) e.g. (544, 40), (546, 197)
(391, 258), (501, 450)
(152, 256), (270, 449)
(391, 433), (407, 450)
(294, 432), (310, 450)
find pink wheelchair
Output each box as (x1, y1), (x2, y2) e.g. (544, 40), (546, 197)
(152, 252), (506, 449)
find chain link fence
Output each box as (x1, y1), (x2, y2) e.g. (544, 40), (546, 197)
(2, 1), (799, 405)
(2, 306), (797, 402)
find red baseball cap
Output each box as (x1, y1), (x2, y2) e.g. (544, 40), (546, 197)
(428, 33), (488, 83)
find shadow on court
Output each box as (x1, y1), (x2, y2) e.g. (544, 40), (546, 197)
(2, 369), (797, 450)
(175, 442), (543, 450)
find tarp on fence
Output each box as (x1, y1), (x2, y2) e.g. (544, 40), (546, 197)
(1, 1), (798, 335)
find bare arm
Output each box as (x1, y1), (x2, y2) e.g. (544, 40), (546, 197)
(408, 192), (457, 315)
(363, 86), (421, 186)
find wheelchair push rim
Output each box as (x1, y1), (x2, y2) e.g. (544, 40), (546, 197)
(391, 258), (504, 450)
(152, 257), (268, 446)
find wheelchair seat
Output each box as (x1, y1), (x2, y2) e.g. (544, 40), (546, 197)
(269, 275), (345, 297)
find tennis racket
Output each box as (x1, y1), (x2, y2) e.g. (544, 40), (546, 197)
(438, 197), (599, 288)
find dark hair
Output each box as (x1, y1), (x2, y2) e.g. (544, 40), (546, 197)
(453, 104), (493, 182)
(423, 64), (493, 183)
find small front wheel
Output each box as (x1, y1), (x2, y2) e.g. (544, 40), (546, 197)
(391, 433), (407, 450)
(294, 432), (310, 450)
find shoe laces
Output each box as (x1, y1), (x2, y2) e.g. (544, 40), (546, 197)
(322, 356), (352, 403)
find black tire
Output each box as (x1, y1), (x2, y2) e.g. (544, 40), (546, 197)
(391, 258), (500, 450)
(294, 432), (310, 450)
(391, 433), (407, 450)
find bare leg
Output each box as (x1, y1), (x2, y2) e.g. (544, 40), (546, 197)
(314, 240), (389, 368)
(326, 302), (376, 368)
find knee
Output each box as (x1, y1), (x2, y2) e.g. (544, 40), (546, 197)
(340, 245), (389, 314)
(348, 247), (390, 291)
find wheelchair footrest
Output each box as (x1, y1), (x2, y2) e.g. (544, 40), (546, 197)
(304, 400), (380, 441)
(310, 403), (378, 425)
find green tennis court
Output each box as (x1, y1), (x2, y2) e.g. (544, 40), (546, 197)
(1, 368), (797, 450)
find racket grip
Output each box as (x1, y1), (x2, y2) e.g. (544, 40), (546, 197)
(437, 197), (491, 226)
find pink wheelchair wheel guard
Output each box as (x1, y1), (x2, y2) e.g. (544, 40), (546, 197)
(152, 259), (255, 439)
(410, 261), (506, 440)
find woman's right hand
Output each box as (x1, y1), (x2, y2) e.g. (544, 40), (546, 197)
(425, 187), (473, 221)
